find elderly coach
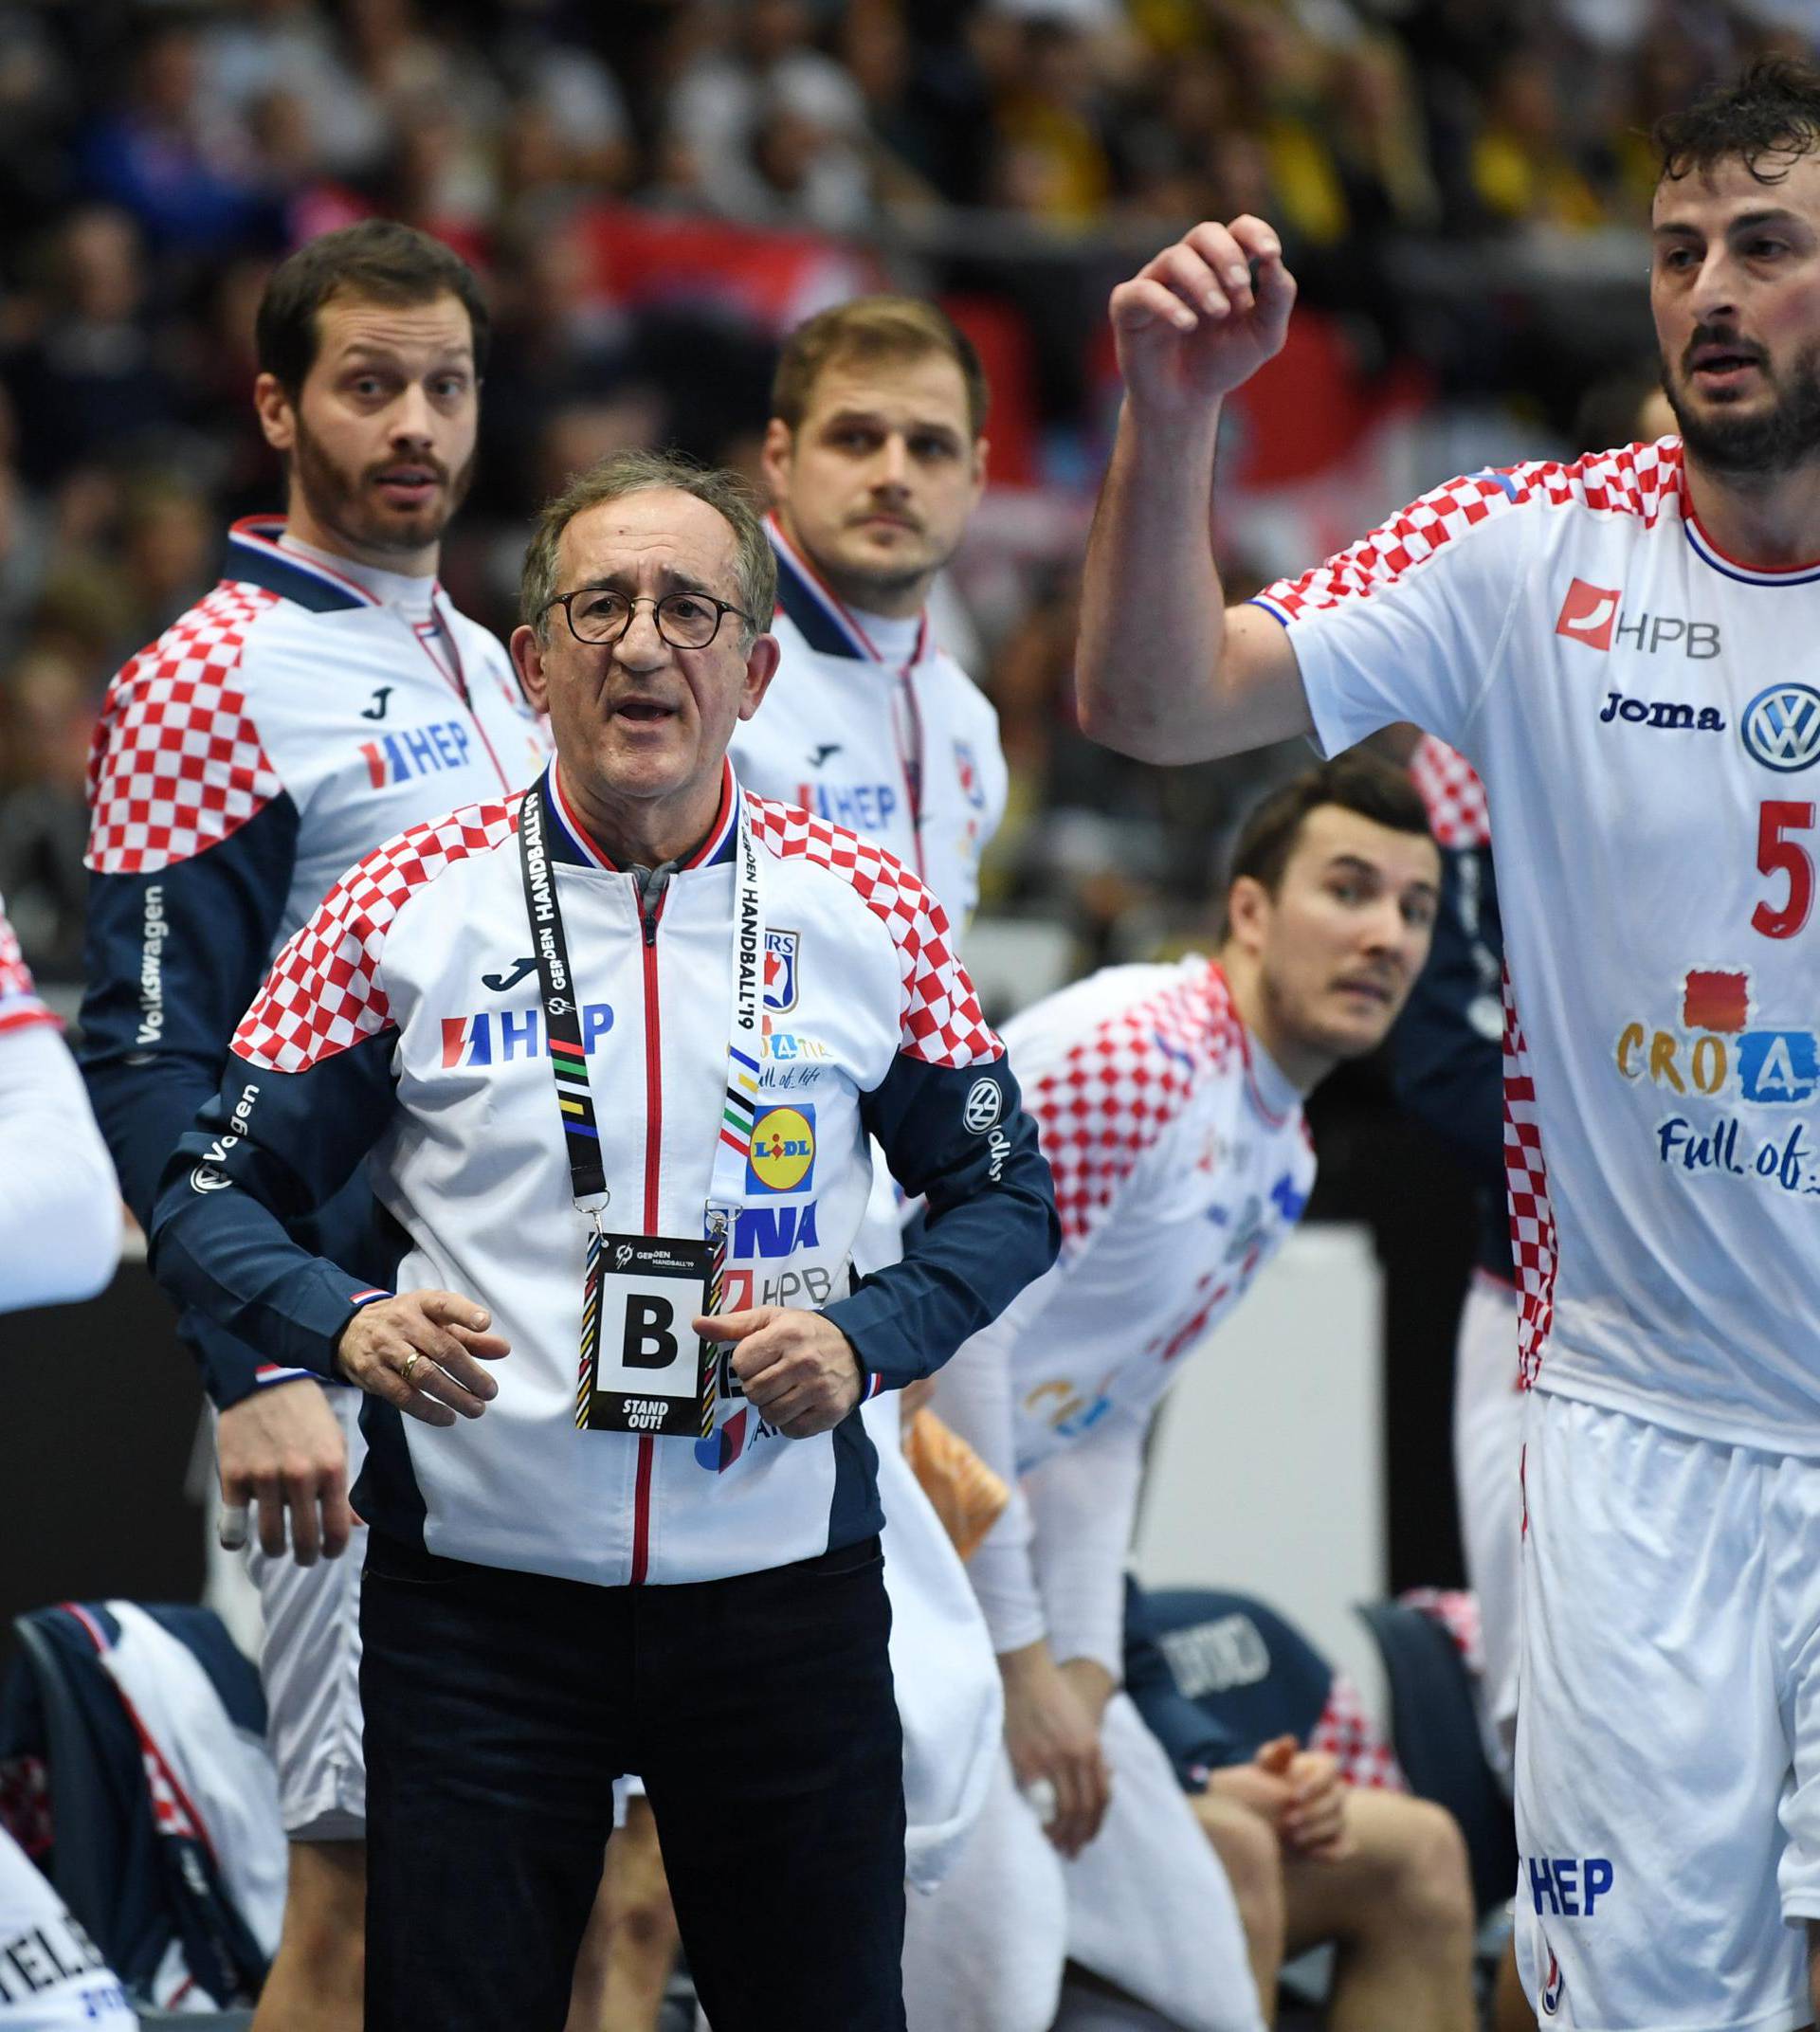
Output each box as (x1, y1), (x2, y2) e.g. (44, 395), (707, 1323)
(148, 450), (1060, 2032)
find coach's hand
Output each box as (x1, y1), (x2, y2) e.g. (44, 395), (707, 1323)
(217, 1377), (352, 1567)
(1000, 1640), (1111, 1858)
(693, 1306), (862, 1438)
(1109, 216), (1295, 417)
(335, 1290), (508, 1429)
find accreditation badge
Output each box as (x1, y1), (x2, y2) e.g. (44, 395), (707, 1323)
(578, 1233), (713, 1437)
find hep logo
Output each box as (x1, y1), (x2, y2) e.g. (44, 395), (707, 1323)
(1556, 578), (1621, 651)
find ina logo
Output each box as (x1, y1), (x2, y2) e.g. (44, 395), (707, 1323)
(746, 1104), (816, 1195)
(1555, 578), (1621, 651)
(1740, 681), (1820, 772)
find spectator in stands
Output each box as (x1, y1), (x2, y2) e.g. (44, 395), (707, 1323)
(3, 208), (175, 488)
(78, 22), (261, 256)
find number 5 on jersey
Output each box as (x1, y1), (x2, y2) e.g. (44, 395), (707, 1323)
(1754, 801), (1815, 940)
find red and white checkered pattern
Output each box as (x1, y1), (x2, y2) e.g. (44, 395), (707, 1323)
(1257, 438), (1685, 623)
(233, 799), (519, 1073)
(0, 901), (52, 1037)
(1399, 1587), (1486, 1678)
(745, 793), (999, 1068)
(1503, 969), (1556, 1388)
(1028, 960), (1241, 1251)
(85, 581), (282, 875)
(1410, 736), (1490, 849)
(1309, 1669), (1407, 1792)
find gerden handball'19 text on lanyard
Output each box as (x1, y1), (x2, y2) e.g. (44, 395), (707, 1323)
(517, 779), (763, 1469)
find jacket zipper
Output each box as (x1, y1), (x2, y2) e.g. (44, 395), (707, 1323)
(411, 607), (512, 791)
(629, 876), (666, 1586)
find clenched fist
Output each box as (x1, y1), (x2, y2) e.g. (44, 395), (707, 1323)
(692, 1305), (863, 1438)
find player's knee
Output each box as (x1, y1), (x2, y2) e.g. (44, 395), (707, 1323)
(611, 1878), (680, 1959)
(1383, 1799), (1475, 1948)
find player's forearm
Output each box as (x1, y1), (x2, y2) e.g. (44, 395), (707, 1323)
(1077, 399), (1232, 763)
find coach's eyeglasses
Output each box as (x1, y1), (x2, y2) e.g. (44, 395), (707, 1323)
(543, 588), (754, 650)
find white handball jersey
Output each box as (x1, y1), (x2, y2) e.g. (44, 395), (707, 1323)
(1260, 435), (1820, 1453)
(732, 517), (1008, 930)
(0, 1828), (132, 2028)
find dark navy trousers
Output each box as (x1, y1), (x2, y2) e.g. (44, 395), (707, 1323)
(360, 1530), (906, 2030)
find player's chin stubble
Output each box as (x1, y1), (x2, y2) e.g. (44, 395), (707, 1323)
(291, 419), (476, 553)
(1665, 338), (1820, 479)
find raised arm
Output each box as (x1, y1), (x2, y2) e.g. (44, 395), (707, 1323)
(1077, 217), (1311, 764)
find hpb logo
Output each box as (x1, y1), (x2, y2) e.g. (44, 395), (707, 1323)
(746, 1104), (816, 1195)
(1555, 578), (1620, 651)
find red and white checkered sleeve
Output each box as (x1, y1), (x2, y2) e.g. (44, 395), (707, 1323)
(231, 801), (519, 1075)
(1251, 442), (1686, 760)
(86, 584), (283, 875)
(1409, 735), (1491, 849)
(745, 796), (1001, 1068)
(0, 903), (54, 1037)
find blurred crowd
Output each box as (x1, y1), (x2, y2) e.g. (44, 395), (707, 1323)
(0, 0), (1812, 993)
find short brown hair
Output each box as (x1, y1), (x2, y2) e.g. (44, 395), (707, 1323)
(771, 296), (989, 440)
(1655, 56), (1820, 186)
(256, 220), (490, 395)
(520, 450), (776, 650)
(1222, 753), (1432, 931)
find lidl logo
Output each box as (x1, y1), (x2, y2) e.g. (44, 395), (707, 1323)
(746, 1103), (815, 1195)
(764, 929), (799, 1012)
(1555, 578), (1620, 651)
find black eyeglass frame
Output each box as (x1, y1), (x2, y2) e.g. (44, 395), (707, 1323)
(540, 587), (755, 649)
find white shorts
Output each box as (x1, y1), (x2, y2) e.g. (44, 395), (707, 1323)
(243, 1388), (368, 1842)
(0, 1827), (135, 2028)
(902, 1697), (1263, 2032)
(1451, 1271), (1521, 1785)
(1516, 1389), (1818, 2032)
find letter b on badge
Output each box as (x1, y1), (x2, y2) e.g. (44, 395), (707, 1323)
(623, 1295), (679, 1370)
(582, 1232), (712, 1438)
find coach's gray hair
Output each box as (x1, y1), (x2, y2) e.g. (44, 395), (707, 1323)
(520, 449), (776, 649)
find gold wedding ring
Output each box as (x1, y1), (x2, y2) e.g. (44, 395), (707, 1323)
(401, 1350), (424, 1387)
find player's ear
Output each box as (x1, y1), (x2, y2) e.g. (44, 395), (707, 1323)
(737, 630), (781, 721)
(511, 624), (550, 714)
(253, 372), (296, 455)
(971, 434), (991, 499)
(1224, 874), (1272, 954)
(759, 418), (793, 508)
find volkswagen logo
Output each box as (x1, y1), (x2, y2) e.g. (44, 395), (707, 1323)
(1741, 681), (1820, 772)
(962, 1077), (1003, 1134)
